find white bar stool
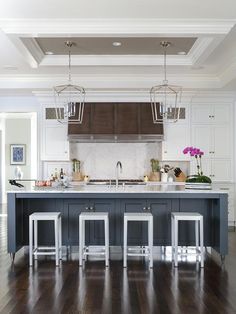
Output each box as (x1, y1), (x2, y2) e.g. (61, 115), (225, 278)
(171, 212), (204, 268)
(123, 212), (153, 269)
(79, 212), (109, 267)
(29, 212), (62, 266)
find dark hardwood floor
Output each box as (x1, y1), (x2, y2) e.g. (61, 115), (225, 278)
(0, 212), (236, 314)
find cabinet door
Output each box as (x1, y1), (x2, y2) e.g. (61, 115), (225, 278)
(63, 199), (89, 245)
(91, 103), (115, 134)
(68, 103), (91, 135)
(190, 159), (211, 178)
(212, 125), (231, 159)
(213, 104), (231, 124)
(211, 159), (232, 182)
(139, 103), (163, 134)
(115, 103), (139, 134)
(147, 199), (172, 245)
(192, 125), (212, 158)
(120, 199), (147, 245)
(42, 124), (69, 161)
(191, 104), (212, 124)
(162, 124), (190, 161)
(88, 200), (116, 245)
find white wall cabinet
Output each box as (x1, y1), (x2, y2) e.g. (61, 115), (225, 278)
(190, 159), (232, 182)
(191, 103), (233, 183)
(192, 124), (231, 159)
(162, 104), (190, 161)
(162, 124), (190, 161)
(41, 106), (70, 161)
(192, 103), (231, 124)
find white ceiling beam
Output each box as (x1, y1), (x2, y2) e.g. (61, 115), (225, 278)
(0, 18), (235, 36)
(40, 54), (192, 66)
(0, 73), (220, 90)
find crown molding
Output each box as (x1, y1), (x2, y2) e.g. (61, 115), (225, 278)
(0, 73), (220, 90)
(40, 54), (191, 66)
(0, 18), (235, 36)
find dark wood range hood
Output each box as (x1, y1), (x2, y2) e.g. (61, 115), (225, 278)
(68, 102), (164, 142)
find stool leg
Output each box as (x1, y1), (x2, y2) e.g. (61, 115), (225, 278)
(59, 216), (62, 260)
(29, 217), (33, 266)
(34, 220), (38, 260)
(123, 218), (127, 268)
(171, 216), (174, 260)
(105, 217), (109, 267)
(79, 217), (83, 266)
(82, 220), (87, 261)
(148, 218), (153, 269)
(200, 218), (204, 268)
(195, 220), (199, 258)
(174, 218), (178, 267)
(55, 219), (59, 266)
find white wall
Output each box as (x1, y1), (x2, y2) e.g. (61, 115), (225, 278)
(70, 142), (162, 179)
(5, 118), (31, 190)
(0, 131), (2, 203)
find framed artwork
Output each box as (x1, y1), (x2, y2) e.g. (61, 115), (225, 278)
(10, 144), (26, 165)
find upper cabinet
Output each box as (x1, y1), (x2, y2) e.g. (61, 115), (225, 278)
(116, 103), (139, 134)
(190, 103), (233, 182)
(191, 104), (231, 124)
(91, 103), (115, 134)
(161, 104), (190, 161)
(41, 106), (70, 161)
(192, 124), (231, 159)
(68, 103), (91, 135)
(139, 103), (163, 135)
(67, 102), (163, 142)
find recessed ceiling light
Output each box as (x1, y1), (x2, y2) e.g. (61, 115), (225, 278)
(112, 42), (122, 47)
(45, 51), (54, 55)
(177, 51), (186, 55)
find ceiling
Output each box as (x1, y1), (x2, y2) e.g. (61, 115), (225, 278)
(0, 1), (236, 94)
(34, 37), (196, 55)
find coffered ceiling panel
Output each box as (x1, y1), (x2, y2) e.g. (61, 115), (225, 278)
(35, 37), (197, 55)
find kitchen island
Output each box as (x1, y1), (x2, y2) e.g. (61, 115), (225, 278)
(7, 184), (228, 262)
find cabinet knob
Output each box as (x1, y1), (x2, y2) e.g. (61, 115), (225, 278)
(89, 206), (94, 211)
(147, 207), (151, 211)
(85, 207), (89, 211)
(143, 207), (146, 211)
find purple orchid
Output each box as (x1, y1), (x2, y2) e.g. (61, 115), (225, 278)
(183, 146), (204, 176)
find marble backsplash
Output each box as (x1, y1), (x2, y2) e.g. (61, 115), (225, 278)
(70, 142), (162, 179)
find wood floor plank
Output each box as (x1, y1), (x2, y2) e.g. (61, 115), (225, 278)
(0, 215), (236, 314)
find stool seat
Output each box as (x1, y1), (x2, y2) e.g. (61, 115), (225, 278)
(171, 212), (202, 220)
(29, 212), (62, 267)
(79, 211), (109, 267)
(30, 212), (61, 220)
(124, 212), (153, 221)
(124, 212), (153, 269)
(80, 212), (108, 220)
(171, 211), (204, 268)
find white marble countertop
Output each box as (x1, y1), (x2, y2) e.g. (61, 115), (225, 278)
(7, 183), (227, 194)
